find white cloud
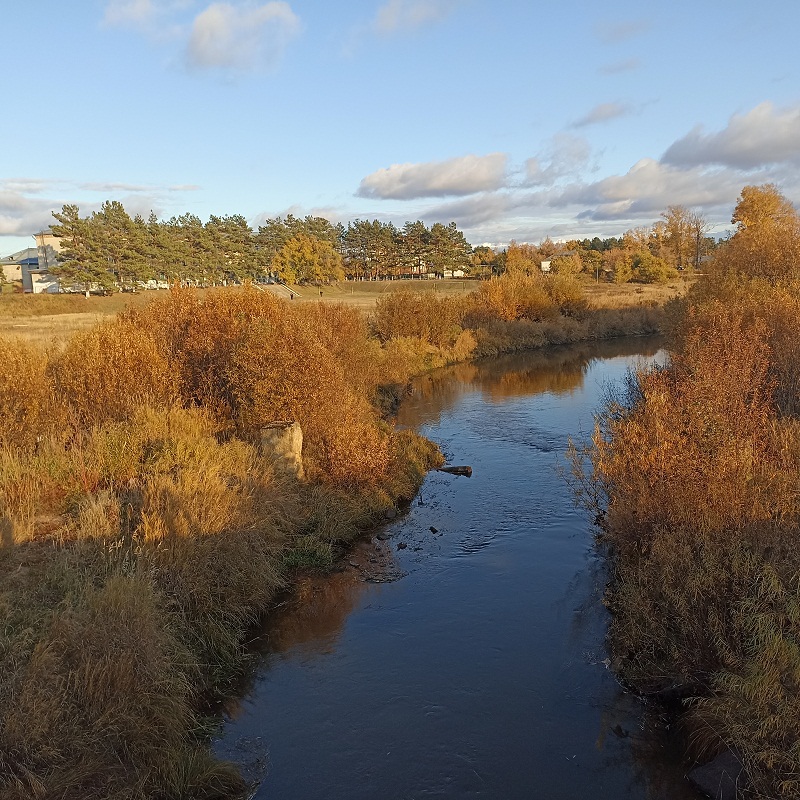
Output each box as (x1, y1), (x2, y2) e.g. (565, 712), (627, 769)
(372, 0), (464, 34)
(186, 2), (301, 71)
(420, 192), (513, 228)
(0, 190), (56, 237)
(662, 101), (800, 169)
(572, 102), (632, 128)
(554, 158), (744, 221)
(524, 133), (592, 186)
(1, 178), (54, 196)
(0, 179), (203, 247)
(357, 153), (508, 200)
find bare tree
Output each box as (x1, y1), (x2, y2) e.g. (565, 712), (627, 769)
(688, 210), (712, 270)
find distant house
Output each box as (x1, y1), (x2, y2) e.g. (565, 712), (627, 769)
(22, 262), (59, 293)
(17, 231), (64, 293)
(540, 259), (551, 273)
(398, 264), (430, 279)
(443, 268), (466, 278)
(0, 247), (38, 283)
(34, 230), (62, 270)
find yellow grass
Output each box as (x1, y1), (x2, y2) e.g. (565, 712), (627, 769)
(0, 278), (676, 345)
(579, 274), (693, 308)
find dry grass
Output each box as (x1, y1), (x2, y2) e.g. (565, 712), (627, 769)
(0, 278), (672, 346)
(294, 277), (477, 309)
(0, 286), (449, 799)
(580, 274), (691, 308)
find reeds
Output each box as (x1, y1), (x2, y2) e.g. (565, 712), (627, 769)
(575, 251), (800, 795)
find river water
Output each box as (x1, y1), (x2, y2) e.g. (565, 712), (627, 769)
(215, 339), (703, 799)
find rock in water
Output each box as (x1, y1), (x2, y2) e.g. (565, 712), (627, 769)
(437, 465), (472, 477)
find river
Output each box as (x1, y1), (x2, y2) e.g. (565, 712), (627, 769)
(215, 338), (704, 799)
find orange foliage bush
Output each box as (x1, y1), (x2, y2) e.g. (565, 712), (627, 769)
(50, 318), (177, 428)
(466, 273), (556, 323)
(122, 288), (394, 487)
(592, 303), (787, 556)
(370, 289), (467, 347)
(580, 190), (800, 795)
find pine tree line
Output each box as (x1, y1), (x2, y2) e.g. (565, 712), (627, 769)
(49, 202), (474, 292)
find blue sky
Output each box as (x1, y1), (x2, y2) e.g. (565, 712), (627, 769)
(3, 0), (800, 254)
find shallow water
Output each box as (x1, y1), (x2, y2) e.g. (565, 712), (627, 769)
(216, 339), (703, 799)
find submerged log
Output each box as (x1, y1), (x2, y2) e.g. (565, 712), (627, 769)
(437, 465), (473, 477)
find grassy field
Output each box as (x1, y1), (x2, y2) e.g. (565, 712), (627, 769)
(580, 274), (690, 307)
(0, 276), (690, 344)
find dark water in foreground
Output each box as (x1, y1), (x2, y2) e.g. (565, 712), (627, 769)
(216, 339), (703, 799)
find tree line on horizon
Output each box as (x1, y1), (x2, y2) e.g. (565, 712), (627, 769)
(45, 201), (717, 293)
(48, 204), (474, 292)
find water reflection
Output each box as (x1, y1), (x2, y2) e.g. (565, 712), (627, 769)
(223, 537), (399, 716)
(397, 337), (665, 429)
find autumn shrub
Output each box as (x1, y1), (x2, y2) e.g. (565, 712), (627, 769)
(763, 289), (800, 417)
(0, 337), (51, 447)
(123, 288), (398, 487)
(543, 273), (591, 317)
(680, 279), (800, 419)
(588, 304), (792, 557)
(294, 301), (386, 398)
(577, 228), (800, 796)
(379, 335), (434, 383)
(370, 289), (467, 347)
(50, 317), (178, 428)
(0, 285), (454, 799)
(465, 273), (557, 323)
(122, 288), (282, 423)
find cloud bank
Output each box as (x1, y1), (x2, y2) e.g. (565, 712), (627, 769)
(0, 179), (200, 243)
(357, 153), (508, 200)
(662, 102), (800, 169)
(354, 101), (800, 245)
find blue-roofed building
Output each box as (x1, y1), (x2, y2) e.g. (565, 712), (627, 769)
(0, 247), (39, 284)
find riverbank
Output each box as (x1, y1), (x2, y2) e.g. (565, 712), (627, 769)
(575, 189), (800, 799)
(0, 275), (670, 798)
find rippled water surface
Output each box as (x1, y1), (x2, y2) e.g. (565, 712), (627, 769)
(216, 339), (703, 799)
